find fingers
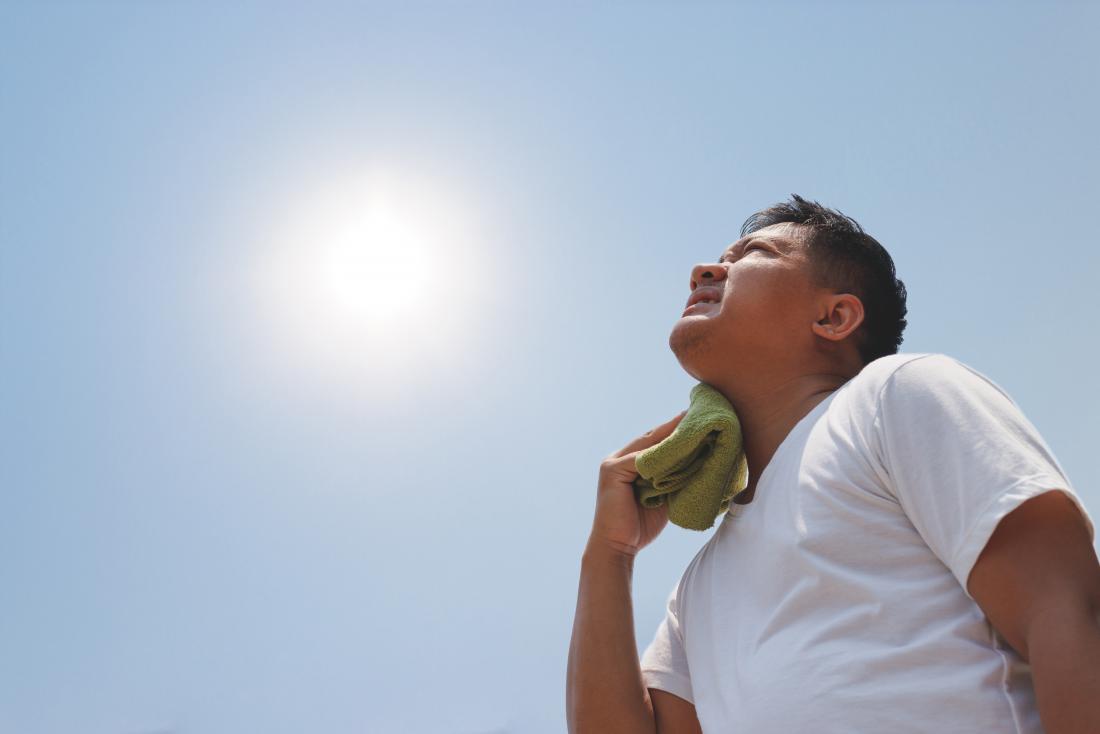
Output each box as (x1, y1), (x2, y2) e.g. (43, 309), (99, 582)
(609, 409), (688, 460)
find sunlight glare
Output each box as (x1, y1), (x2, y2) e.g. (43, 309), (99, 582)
(246, 167), (495, 401)
(317, 206), (432, 327)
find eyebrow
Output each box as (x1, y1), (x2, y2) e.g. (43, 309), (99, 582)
(718, 235), (790, 262)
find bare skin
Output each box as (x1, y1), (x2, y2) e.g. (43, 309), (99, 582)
(567, 222), (867, 733)
(566, 412), (687, 734)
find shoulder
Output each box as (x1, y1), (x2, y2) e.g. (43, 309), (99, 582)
(830, 353), (1019, 436)
(831, 352), (937, 416)
(851, 351), (952, 391)
(844, 354), (1029, 443)
(846, 352), (1013, 409)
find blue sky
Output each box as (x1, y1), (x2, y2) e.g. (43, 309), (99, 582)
(2, 2), (1098, 732)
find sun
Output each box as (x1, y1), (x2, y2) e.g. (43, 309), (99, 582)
(315, 203), (434, 329)
(245, 167), (495, 397)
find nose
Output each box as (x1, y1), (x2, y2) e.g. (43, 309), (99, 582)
(690, 261), (727, 291)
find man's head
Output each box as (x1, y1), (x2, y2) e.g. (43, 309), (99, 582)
(669, 194), (908, 386)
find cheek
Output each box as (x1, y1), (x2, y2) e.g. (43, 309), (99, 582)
(721, 283), (796, 331)
(721, 281), (769, 317)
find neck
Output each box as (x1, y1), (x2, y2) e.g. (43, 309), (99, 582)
(714, 370), (852, 503)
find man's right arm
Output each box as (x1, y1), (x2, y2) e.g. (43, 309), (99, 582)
(566, 540), (657, 734)
(568, 410), (702, 734)
(567, 539), (704, 734)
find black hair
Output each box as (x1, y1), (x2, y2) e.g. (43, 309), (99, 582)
(740, 193), (908, 366)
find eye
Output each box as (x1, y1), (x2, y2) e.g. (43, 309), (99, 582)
(720, 244), (766, 263)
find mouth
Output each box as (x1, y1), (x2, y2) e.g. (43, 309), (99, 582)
(681, 301), (720, 317)
(684, 285), (723, 313)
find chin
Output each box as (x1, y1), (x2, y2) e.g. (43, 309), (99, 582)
(668, 325), (717, 382)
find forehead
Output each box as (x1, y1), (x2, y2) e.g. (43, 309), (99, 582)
(722, 222), (807, 256)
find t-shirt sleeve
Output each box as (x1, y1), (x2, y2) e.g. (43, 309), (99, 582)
(872, 354), (1096, 601)
(639, 578), (694, 704)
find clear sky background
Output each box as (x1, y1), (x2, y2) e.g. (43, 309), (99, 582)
(2, 2), (1098, 732)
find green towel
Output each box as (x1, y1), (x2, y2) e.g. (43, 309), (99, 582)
(633, 382), (749, 531)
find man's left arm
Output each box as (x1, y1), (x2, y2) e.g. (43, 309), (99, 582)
(968, 488), (1100, 734)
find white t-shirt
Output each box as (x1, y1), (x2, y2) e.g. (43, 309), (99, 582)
(640, 352), (1095, 733)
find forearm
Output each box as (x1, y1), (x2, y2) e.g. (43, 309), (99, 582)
(1028, 603), (1100, 734)
(566, 541), (657, 734)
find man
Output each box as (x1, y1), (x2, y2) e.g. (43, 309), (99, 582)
(566, 194), (1100, 733)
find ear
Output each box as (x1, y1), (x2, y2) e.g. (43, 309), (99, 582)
(811, 293), (864, 342)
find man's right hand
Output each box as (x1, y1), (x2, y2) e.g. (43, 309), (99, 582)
(588, 410), (688, 560)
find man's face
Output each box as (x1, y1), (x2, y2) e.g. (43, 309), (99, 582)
(668, 222), (827, 382)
